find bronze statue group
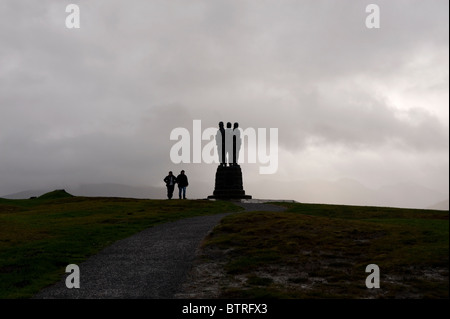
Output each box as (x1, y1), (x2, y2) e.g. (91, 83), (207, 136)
(163, 121), (242, 199)
(215, 121), (242, 167)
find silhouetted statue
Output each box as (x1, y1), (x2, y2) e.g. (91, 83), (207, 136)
(209, 120), (251, 199)
(225, 122), (233, 165)
(215, 121), (242, 166)
(232, 122), (241, 165)
(215, 122), (225, 166)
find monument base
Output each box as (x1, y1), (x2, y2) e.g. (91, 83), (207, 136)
(208, 165), (252, 200)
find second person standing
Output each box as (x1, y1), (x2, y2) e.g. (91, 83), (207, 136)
(176, 170), (189, 199)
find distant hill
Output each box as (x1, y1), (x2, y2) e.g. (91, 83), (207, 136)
(38, 189), (74, 200)
(2, 189), (50, 199)
(427, 199), (449, 211)
(247, 178), (447, 210)
(68, 183), (164, 199)
(2, 180), (446, 210)
(2, 183), (164, 200)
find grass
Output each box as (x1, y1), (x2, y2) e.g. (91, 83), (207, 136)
(0, 191), (241, 299)
(3, 195), (448, 299)
(200, 203), (449, 299)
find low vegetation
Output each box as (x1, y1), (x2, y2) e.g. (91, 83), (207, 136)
(2, 192), (447, 299)
(0, 190), (241, 298)
(188, 203), (448, 298)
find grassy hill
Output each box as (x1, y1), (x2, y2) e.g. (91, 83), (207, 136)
(181, 202), (449, 299)
(0, 194), (448, 299)
(0, 192), (240, 298)
(37, 189), (74, 200)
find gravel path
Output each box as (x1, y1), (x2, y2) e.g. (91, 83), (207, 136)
(33, 202), (287, 299)
(34, 213), (231, 299)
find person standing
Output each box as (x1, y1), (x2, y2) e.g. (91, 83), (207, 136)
(176, 170), (189, 199)
(163, 171), (177, 199)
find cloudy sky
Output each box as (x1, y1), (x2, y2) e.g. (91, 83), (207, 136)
(0, 0), (448, 208)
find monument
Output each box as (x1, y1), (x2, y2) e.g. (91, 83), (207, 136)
(208, 122), (252, 200)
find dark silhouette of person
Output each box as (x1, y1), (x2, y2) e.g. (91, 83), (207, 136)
(225, 122), (233, 165)
(163, 171), (177, 199)
(215, 122), (225, 166)
(176, 170), (189, 199)
(232, 122), (241, 166)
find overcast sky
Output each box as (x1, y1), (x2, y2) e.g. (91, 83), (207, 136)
(0, 0), (448, 208)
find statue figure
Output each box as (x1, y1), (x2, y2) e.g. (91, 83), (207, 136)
(215, 121), (242, 166)
(225, 122), (233, 165)
(215, 122), (225, 166)
(232, 122), (241, 166)
(209, 120), (251, 200)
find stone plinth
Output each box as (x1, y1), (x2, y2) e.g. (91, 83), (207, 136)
(208, 165), (252, 200)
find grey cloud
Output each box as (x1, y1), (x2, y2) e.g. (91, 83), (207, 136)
(287, 91), (448, 151)
(0, 0), (448, 205)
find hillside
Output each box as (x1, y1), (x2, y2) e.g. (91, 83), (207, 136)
(179, 202), (449, 299)
(0, 196), (447, 299)
(37, 189), (74, 200)
(2, 183), (163, 200)
(0, 195), (240, 298)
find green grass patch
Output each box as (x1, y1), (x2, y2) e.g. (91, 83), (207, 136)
(202, 203), (448, 298)
(0, 194), (241, 298)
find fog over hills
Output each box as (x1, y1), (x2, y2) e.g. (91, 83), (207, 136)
(3, 179), (448, 211)
(427, 199), (450, 211)
(246, 178), (448, 210)
(2, 184), (163, 200)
